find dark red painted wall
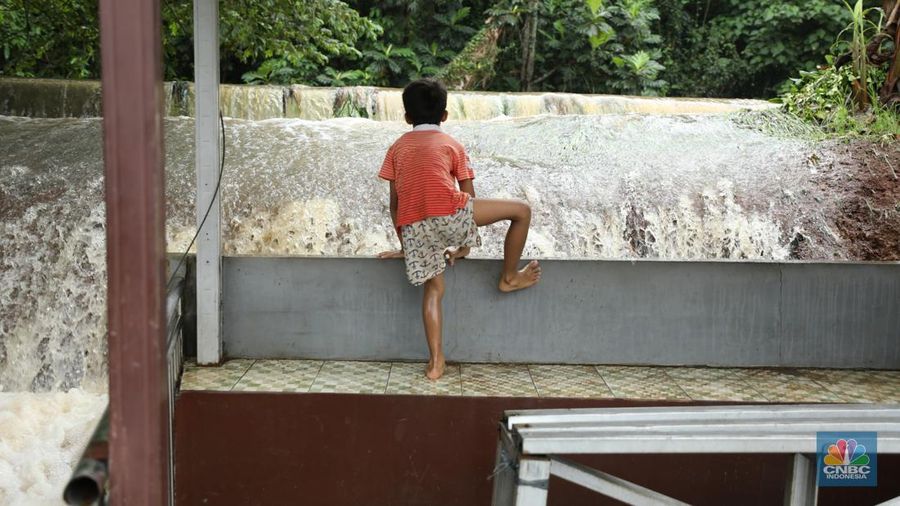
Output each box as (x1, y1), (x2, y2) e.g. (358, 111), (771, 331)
(175, 392), (898, 505)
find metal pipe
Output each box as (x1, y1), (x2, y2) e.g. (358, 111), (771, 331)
(63, 408), (109, 505)
(64, 275), (186, 505)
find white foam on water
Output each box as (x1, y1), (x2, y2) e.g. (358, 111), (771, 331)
(0, 104), (841, 504)
(0, 390), (107, 505)
(0, 113), (845, 392)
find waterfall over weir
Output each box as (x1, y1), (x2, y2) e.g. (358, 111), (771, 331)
(0, 77), (774, 121)
(0, 79), (845, 393)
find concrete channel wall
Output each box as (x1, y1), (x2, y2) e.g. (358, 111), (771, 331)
(0, 77), (775, 120)
(222, 257), (900, 369)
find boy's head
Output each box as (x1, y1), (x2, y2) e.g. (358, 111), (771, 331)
(402, 78), (448, 126)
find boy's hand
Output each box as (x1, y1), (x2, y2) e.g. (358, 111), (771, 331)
(377, 250), (404, 259)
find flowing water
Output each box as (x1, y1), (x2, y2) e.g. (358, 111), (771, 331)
(0, 390), (106, 505)
(0, 87), (850, 502)
(1, 78), (773, 120)
(1, 110), (841, 393)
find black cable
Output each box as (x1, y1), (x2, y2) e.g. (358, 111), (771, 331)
(166, 111), (226, 289)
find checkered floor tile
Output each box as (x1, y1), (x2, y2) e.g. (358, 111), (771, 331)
(386, 362), (462, 396)
(662, 367), (733, 380)
(178, 359), (898, 403)
(664, 367), (768, 402)
(308, 361), (392, 394)
(233, 360), (323, 393)
(733, 368), (837, 403)
(529, 365), (614, 399)
(796, 369), (900, 403)
(181, 359), (254, 391)
(461, 364), (538, 397)
(595, 366), (690, 400)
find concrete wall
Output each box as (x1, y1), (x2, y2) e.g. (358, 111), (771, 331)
(0, 77), (776, 120)
(0, 78), (103, 118)
(222, 257), (900, 369)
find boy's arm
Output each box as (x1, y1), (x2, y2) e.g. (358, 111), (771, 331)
(459, 179), (475, 198)
(389, 181), (400, 232)
(453, 143), (475, 197)
(377, 181), (404, 258)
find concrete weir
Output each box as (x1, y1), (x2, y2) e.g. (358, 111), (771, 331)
(0, 77), (775, 120)
(222, 257), (900, 369)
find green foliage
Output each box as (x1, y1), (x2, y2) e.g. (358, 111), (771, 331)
(241, 58), (304, 85)
(776, 0), (898, 139)
(343, 1), (489, 87)
(166, 0), (381, 84)
(0, 0), (100, 78)
(834, 0), (885, 109)
(781, 55), (899, 138)
(782, 64), (855, 123)
(316, 68), (372, 87)
(3, 0), (895, 104)
(437, 25), (503, 90)
(1, 0), (379, 83)
(612, 50), (666, 95)
(486, 0), (667, 94)
(656, 0), (860, 98)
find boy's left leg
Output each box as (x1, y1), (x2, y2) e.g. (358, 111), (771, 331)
(423, 273), (446, 380)
(472, 198), (541, 292)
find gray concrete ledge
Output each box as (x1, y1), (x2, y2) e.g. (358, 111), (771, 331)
(222, 257), (900, 369)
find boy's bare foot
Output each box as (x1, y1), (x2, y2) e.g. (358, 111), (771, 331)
(444, 246), (470, 266)
(499, 260), (542, 293)
(425, 357), (446, 380)
(377, 249), (404, 259)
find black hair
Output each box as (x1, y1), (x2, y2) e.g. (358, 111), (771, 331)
(402, 78), (448, 125)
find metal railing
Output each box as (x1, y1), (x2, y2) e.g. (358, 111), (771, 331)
(491, 404), (900, 506)
(63, 272), (186, 505)
(164, 268), (186, 506)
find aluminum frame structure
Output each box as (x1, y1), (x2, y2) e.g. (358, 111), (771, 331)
(193, 0), (223, 365)
(62, 272), (185, 505)
(491, 405), (900, 506)
(164, 269), (186, 506)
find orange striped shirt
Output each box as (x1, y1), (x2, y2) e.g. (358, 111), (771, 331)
(378, 126), (475, 227)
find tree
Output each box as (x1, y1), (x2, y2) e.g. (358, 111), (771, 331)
(0, 0), (100, 78)
(519, 0), (540, 90)
(437, 22), (505, 90)
(165, 0), (380, 83)
(485, 0), (666, 94)
(0, 0), (379, 83)
(657, 0), (855, 97)
(877, 0), (899, 106)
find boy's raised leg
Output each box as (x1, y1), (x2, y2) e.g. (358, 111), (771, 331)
(472, 199), (541, 292)
(423, 273), (446, 380)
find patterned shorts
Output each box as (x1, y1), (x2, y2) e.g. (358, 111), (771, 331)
(401, 199), (482, 285)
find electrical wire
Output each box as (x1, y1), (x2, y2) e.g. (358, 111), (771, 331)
(166, 111), (226, 289)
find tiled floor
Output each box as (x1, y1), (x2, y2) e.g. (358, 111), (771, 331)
(180, 359), (900, 402)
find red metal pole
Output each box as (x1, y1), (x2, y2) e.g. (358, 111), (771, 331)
(98, 0), (169, 503)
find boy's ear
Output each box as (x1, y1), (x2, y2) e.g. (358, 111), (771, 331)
(441, 110), (449, 123)
(404, 113), (413, 125)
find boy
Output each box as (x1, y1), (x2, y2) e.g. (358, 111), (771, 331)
(377, 78), (541, 380)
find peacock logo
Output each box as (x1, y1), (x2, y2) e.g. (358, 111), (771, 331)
(823, 438), (869, 466)
(817, 432), (877, 487)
